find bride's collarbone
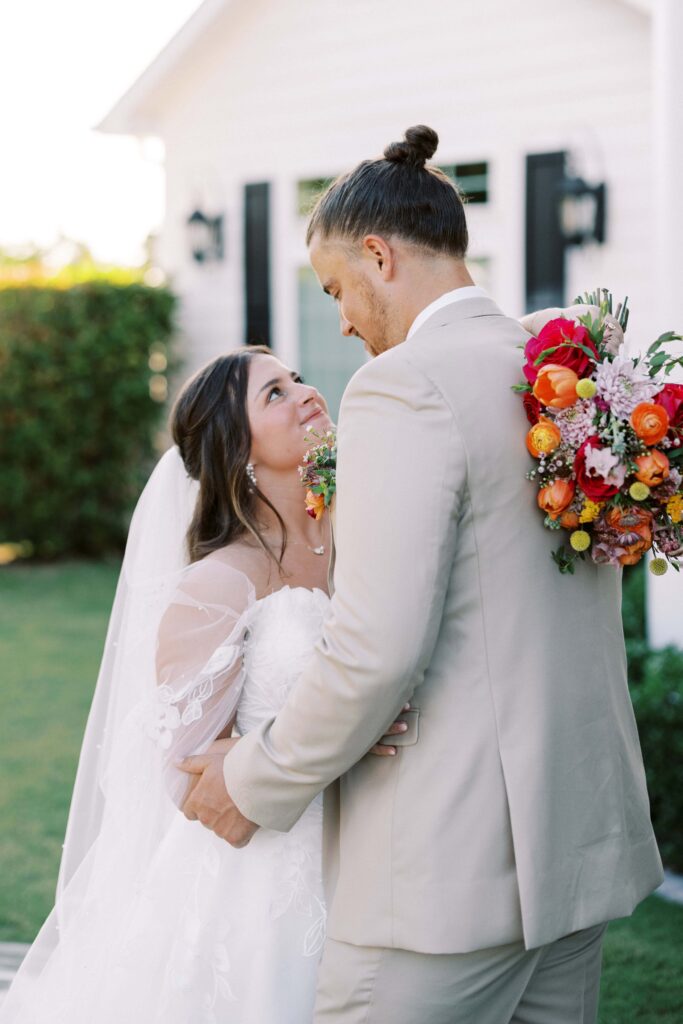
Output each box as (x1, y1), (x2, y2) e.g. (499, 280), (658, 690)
(261, 563), (329, 600)
(210, 536), (330, 599)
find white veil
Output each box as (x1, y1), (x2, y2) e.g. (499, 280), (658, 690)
(1, 448), (255, 1021)
(59, 446), (198, 893)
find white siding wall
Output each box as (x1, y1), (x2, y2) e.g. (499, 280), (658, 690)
(142, 0), (679, 644)
(155, 0), (654, 360)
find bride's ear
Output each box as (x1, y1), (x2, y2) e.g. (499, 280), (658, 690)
(361, 235), (395, 281)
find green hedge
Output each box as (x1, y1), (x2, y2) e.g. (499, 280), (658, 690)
(623, 564), (683, 872)
(0, 283), (177, 557)
(630, 645), (683, 872)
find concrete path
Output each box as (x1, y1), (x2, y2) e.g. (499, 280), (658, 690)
(0, 942), (29, 1005)
(656, 868), (683, 906)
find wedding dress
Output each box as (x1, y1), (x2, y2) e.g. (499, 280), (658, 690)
(1, 450), (329, 1024)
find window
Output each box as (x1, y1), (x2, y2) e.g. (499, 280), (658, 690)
(467, 256), (492, 293)
(297, 266), (366, 421)
(439, 161), (489, 204)
(297, 177), (336, 218)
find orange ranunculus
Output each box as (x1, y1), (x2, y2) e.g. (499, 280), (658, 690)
(604, 505), (654, 565)
(305, 490), (325, 521)
(537, 478), (576, 520)
(630, 402), (670, 446)
(633, 449), (670, 488)
(526, 417), (562, 457)
(560, 509), (580, 530)
(532, 364), (579, 410)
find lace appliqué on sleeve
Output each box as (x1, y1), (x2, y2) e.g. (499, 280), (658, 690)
(144, 642), (241, 750)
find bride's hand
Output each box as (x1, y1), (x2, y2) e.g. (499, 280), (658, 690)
(368, 704), (411, 758)
(180, 737), (239, 804)
(205, 737), (240, 755)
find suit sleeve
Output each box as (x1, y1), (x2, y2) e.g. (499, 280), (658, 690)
(223, 349), (467, 830)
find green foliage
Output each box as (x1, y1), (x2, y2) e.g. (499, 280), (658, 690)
(622, 562), (683, 871)
(630, 648), (683, 871)
(0, 283), (177, 557)
(626, 561), (647, 663)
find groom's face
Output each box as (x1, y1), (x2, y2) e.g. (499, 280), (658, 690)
(309, 235), (392, 357)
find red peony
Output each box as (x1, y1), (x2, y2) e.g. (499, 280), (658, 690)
(523, 318), (599, 385)
(522, 392), (541, 425)
(574, 436), (621, 501)
(655, 383), (683, 429)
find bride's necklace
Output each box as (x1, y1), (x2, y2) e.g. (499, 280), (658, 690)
(290, 539), (326, 556)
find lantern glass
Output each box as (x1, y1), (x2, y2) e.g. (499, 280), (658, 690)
(560, 191), (598, 244)
(187, 209), (211, 262)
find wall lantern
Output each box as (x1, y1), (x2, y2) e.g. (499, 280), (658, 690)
(187, 208), (224, 263)
(558, 176), (607, 247)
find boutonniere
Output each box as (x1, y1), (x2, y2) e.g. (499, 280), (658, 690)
(299, 429), (337, 521)
(514, 288), (683, 575)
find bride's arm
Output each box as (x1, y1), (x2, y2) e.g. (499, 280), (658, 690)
(151, 556), (254, 799)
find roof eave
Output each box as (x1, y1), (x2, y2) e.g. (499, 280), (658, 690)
(97, 0), (229, 135)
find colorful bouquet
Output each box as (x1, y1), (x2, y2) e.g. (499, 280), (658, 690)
(515, 289), (683, 574)
(299, 429), (337, 521)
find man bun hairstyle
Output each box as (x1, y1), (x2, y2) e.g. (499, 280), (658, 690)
(383, 124), (439, 168)
(306, 125), (467, 257)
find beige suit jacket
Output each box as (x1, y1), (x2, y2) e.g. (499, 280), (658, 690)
(224, 296), (663, 953)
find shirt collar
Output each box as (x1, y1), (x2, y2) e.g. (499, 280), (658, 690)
(406, 286), (489, 341)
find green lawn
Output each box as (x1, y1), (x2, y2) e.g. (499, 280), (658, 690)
(600, 897), (683, 1022)
(0, 560), (120, 940)
(0, 562), (681, 1022)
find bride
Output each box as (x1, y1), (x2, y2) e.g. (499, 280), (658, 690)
(1, 345), (408, 1024)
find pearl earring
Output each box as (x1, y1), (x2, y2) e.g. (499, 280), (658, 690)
(246, 463), (258, 488)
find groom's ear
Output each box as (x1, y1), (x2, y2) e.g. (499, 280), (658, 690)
(361, 235), (395, 281)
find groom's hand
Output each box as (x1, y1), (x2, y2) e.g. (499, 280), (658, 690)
(178, 740), (259, 848)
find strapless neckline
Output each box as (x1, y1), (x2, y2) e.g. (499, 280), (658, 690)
(254, 584), (330, 610)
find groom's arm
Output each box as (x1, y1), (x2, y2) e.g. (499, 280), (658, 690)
(224, 348), (466, 832)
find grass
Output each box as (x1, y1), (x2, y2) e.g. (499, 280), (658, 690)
(600, 897), (683, 1022)
(0, 562), (682, 1023)
(0, 559), (120, 941)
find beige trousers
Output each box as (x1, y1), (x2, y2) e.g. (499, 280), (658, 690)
(314, 924), (607, 1024)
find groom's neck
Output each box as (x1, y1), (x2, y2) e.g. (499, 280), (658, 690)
(387, 253), (479, 342)
(395, 257), (475, 338)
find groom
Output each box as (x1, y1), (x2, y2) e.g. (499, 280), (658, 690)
(181, 126), (663, 1022)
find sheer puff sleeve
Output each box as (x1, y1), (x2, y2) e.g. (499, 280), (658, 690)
(147, 555), (255, 802)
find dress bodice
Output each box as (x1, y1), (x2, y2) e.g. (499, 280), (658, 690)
(236, 586), (330, 736)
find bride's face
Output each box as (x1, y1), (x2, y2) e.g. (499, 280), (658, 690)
(246, 354), (333, 472)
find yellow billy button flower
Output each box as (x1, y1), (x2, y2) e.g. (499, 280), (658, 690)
(570, 530), (591, 552)
(629, 482), (651, 502)
(576, 378), (597, 400)
(649, 558), (668, 576)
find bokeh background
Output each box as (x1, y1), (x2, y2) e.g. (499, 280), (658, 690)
(1, 0), (682, 1018)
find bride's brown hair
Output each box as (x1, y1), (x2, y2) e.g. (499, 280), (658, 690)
(306, 125), (468, 257)
(171, 347), (287, 565)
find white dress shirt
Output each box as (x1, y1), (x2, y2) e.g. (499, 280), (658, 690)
(406, 286), (488, 341)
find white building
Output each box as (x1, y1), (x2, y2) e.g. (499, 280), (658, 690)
(101, 0), (682, 647)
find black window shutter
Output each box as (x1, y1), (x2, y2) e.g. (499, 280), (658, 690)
(525, 152), (566, 313)
(244, 182), (271, 346)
